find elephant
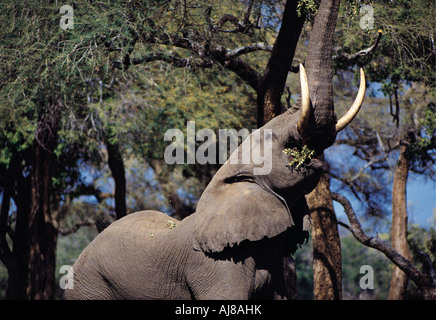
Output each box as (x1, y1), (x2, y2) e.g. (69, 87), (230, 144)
(65, 65), (365, 300)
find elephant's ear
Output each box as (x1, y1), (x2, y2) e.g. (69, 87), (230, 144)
(192, 179), (298, 252)
(284, 196), (310, 255)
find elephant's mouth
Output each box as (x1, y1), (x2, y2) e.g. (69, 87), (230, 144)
(307, 158), (330, 173)
(283, 145), (330, 174)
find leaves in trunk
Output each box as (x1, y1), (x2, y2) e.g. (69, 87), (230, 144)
(283, 145), (316, 170)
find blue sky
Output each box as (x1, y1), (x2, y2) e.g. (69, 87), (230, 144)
(406, 174), (435, 227)
(333, 172), (435, 231)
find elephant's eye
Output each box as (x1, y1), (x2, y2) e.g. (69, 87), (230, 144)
(224, 174), (254, 184)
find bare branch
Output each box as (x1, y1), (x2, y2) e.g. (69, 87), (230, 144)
(333, 30), (383, 60)
(225, 42), (273, 58)
(203, 6), (214, 30)
(337, 220), (352, 231)
(243, 0), (255, 25)
(58, 218), (94, 236)
(215, 13), (252, 34)
(137, 29), (262, 91)
(329, 171), (362, 201)
(349, 153), (390, 182)
(209, 47), (261, 91)
(332, 192), (436, 299)
(204, 1), (257, 34)
(69, 183), (113, 203)
(131, 52), (213, 69)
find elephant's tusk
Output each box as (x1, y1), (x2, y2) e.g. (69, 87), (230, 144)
(335, 68), (366, 133)
(297, 64), (311, 136)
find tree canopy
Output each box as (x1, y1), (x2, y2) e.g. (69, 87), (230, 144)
(0, 0), (434, 300)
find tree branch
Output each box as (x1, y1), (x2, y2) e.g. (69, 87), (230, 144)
(257, 0), (306, 125)
(136, 29), (261, 91)
(69, 183), (113, 203)
(208, 45), (261, 91)
(58, 218), (94, 236)
(333, 30), (383, 61)
(332, 192), (436, 299)
(349, 154), (390, 182)
(214, 13), (253, 34)
(204, 1), (258, 34)
(131, 52), (213, 69)
(225, 42), (273, 58)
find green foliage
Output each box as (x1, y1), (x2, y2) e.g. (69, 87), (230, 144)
(283, 145), (316, 170)
(404, 221), (436, 299)
(341, 233), (392, 299)
(297, 0), (318, 17)
(331, 0), (435, 220)
(294, 231), (394, 300)
(293, 235), (314, 299)
(0, 0), (434, 300)
(406, 103), (436, 167)
(335, 0), (435, 87)
(0, 0), (132, 171)
(408, 221), (435, 265)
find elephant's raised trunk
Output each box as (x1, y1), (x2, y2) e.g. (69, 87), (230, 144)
(295, 0), (366, 150)
(301, 0), (340, 150)
(296, 65), (366, 137)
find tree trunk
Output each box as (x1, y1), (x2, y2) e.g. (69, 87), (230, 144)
(106, 140), (127, 219)
(389, 144), (412, 299)
(26, 100), (61, 300)
(10, 178), (32, 300)
(302, 0), (342, 300)
(307, 170), (342, 300)
(258, 0), (305, 127)
(0, 156), (32, 300)
(283, 256), (298, 299)
(257, 0), (306, 299)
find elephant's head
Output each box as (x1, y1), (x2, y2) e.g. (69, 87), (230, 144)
(192, 64), (365, 253)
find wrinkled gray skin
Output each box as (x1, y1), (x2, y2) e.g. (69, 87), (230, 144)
(66, 106), (330, 300)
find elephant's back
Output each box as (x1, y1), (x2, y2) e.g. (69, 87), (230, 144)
(67, 210), (188, 299)
(106, 210), (179, 239)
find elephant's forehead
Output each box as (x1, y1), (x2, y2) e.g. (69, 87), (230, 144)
(221, 180), (255, 194)
(201, 182), (262, 209)
(243, 188), (253, 195)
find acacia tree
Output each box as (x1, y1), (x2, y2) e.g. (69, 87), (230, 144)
(0, 0), (268, 299)
(0, 2), (69, 299)
(330, 0), (435, 299)
(1, 0), (432, 300)
(0, 0), (140, 299)
(87, 0), (434, 300)
(121, 0), (342, 299)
